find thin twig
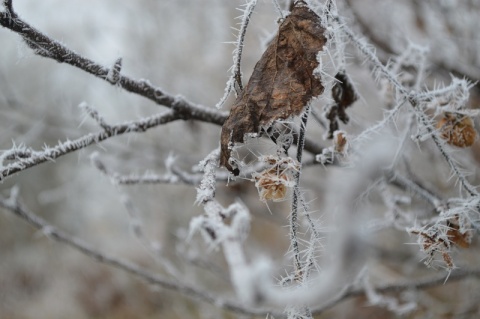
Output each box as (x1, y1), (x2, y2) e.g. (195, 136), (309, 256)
(216, 0), (257, 108)
(79, 102), (113, 132)
(290, 105), (311, 274)
(90, 152), (202, 185)
(233, 0), (257, 92)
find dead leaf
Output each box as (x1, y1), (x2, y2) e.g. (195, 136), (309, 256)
(326, 71), (358, 138)
(220, 1), (327, 175)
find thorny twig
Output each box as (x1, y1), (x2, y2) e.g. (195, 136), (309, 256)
(216, 0), (257, 109)
(290, 106), (311, 276)
(336, 16), (479, 198)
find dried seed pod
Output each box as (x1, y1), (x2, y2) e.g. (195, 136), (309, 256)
(252, 155), (299, 202)
(437, 112), (477, 147)
(255, 172), (289, 202)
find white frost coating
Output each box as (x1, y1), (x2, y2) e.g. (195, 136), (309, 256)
(227, 201), (251, 242)
(191, 148), (258, 304)
(195, 149), (220, 204)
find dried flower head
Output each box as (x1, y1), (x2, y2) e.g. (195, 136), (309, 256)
(436, 112), (477, 147)
(252, 155), (299, 202)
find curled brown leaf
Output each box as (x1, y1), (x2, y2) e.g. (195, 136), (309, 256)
(220, 1), (327, 175)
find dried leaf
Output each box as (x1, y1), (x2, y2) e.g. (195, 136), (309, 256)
(326, 71), (358, 138)
(220, 1), (327, 175)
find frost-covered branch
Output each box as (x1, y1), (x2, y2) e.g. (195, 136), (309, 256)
(190, 149), (257, 303)
(0, 108), (179, 182)
(290, 106), (311, 275)
(336, 16), (479, 198)
(346, 0), (480, 84)
(0, 188), (283, 318)
(0, 4), (227, 125)
(216, 0), (257, 108)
